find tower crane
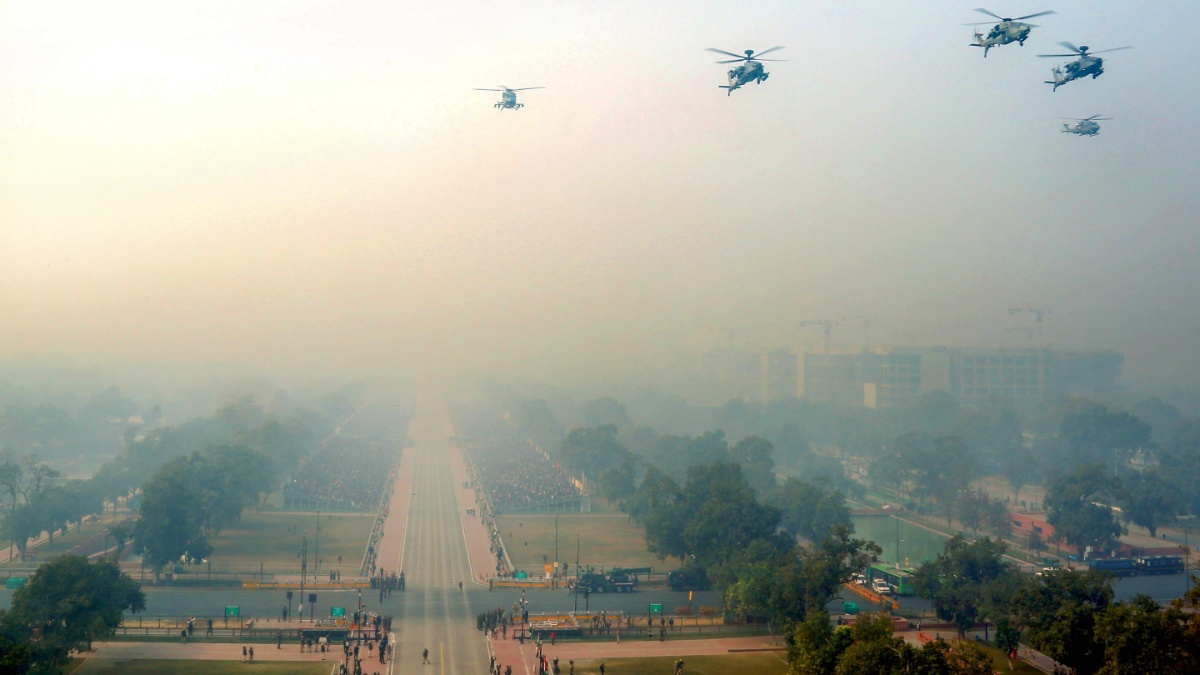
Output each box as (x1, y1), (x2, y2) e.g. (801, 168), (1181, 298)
(1007, 308), (1051, 346)
(798, 320), (840, 353)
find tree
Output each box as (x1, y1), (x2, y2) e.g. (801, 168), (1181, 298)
(597, 453), (637, 500)
(769, 477), (851, 543)
(1012, 568), (1113, 675)
(1120, 469), (1184, 538)
(1060, 404), (1150, 473)
(5, 556), (144, 671)
(1044, 464), (1124, 559)
(580, 397), (629, 428)
(789, 611), (993, 675)
(558, 425), (631, 483)
(912, 535), (1022, 638)
(728, 435), (778, 495)
(996, 443), (1039, 506)
(133, 458), (212, 579)
(1095, 594), (1198, 675)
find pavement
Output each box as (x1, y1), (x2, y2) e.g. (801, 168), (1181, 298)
(489, 634), (784, 675)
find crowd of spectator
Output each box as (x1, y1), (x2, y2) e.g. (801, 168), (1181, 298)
(454, 405), (582, 514)
(283, 437), (398, 511)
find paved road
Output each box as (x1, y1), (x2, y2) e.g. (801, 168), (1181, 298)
(385, 397), (489, 675)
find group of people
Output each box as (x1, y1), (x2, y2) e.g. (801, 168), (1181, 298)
(283, 437), (397, 511)
(465, 439), (582, 513)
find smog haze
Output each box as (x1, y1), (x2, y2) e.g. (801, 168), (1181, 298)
(3, 0), (1199, 390)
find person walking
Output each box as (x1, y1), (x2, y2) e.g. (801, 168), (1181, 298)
(242, 646), (247, 662)
(278, 634), (282, 649)
(422, 647), (429, 664)
(248, 646), (255, 662)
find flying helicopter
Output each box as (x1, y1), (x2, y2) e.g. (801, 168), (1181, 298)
(473, 86), (544, 110)
(704, 47), (785, 95)
(1038, 43), (1132, 91)
(1061, 115), (1113, 137)
(965, 8), (1056, 57)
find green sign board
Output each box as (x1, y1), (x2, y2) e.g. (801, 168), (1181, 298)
(225, 606), (240, 617)
(331, 607), (345, 617)
(649, 604), (663, 614)
(514, 571), (528, 579)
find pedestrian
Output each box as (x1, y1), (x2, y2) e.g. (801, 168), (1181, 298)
(423, 647), (429, 664)
(243, 646), (247, 661)
(568, 660), (573, 675)
(278, 634), (282, 649)
(207, 618), (213, 636)
(551, 631), (555, 645)
(599, 663), (605, 675)
(248, 646), (254, 662)
(180, 628), (187, 644)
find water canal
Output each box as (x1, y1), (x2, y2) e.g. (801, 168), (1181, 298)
(850, 515), (952, 568)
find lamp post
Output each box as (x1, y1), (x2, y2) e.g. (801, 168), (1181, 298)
(554, 514), (560, 587)
(299, 535), (308, 622)
(1182, 517), (1193, 596)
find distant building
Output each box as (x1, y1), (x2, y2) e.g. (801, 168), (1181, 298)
(800, 347), (1123, 408)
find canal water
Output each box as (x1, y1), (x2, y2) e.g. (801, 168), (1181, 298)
(851, 515), (951, 568)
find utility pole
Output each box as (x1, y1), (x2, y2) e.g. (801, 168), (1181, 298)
(299, 535), (307, 621)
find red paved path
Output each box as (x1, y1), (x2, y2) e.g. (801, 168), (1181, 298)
(372, 447), (416, 579)
(489, 634), (784, 675)
(448, 433), (499, 586)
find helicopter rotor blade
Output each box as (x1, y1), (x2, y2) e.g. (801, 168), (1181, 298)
(1037, 53), (1076, 58)
(510, 87), (544, 91)
(974, 8), (1005, 21)
(473, 88), (505, 91)
(752, 46), (785, 58)
(715, 58), (749, 64)
(963, 21), (1001, 25)
(1015, 10), (1056, 21)
(1087, 46), (1132, 55)
(705, 47), (746, 59)
(1057, 41), (1082, 53)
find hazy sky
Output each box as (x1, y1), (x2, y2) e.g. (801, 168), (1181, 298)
(3, 1), (1199, 387)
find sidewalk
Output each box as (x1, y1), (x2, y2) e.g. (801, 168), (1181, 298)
(448, 436), (501, 586)
(371, 451), (416, 579)
(83, 640), (339, 662)
(488, 634), (782, 675)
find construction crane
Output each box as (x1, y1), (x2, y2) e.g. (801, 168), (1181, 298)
(1007, 308), (1051, 346)
(798, 320), (840, 353)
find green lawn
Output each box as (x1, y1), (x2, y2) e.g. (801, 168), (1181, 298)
(1, 511), (132, 569)
(68, 659), (331, 675)
(568, 653), (787, 675)
(201, 511), (374, 575)
(497, 514), (676, 572)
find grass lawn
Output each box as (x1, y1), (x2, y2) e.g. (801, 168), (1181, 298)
(68, 659), (331, 674)
(1, 511), (132, 569)
(202, 511), (374, 574)
(569, 653), (787, 675)
(497, 514), (677, 571)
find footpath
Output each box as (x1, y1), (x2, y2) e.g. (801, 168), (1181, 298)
(489, 634), (784, 675)
(448, 423), (499, 586)
(371, 449), (417, 579)
(82, 639), (339, 663)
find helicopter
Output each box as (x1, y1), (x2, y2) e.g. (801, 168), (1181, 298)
(704, 47), (785, 95)
(1038, 42), (1132, 91)
(473, 86), (544, 110)
(1061, 115), (1113, 136)
(965, 8), (1055, 57)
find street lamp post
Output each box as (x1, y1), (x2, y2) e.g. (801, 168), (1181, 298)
(554, 514), (560, 587)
